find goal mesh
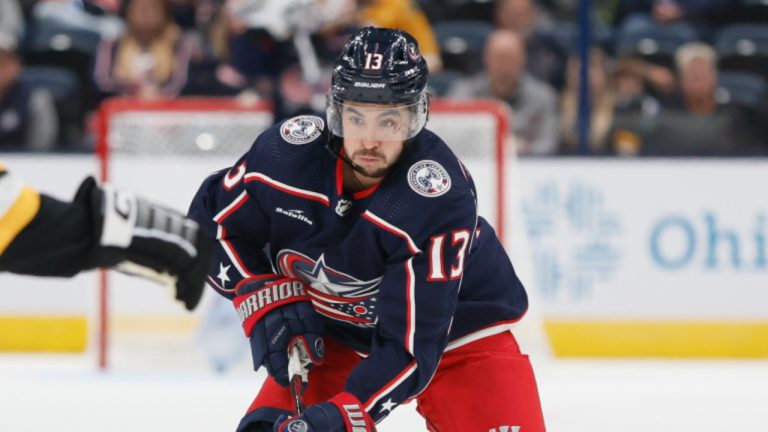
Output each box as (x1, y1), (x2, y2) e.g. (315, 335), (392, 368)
(96, 97), (508, 370)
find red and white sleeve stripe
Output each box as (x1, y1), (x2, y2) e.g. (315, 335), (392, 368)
(363, 361), (418, 413)
(362, 211), (422, 255)
(216, 225), (254, 279)
(404, 258), (416, 356)
(213, 190), (248, 223)
(211, 191), (254, 279)
(244, 172), (330, 206)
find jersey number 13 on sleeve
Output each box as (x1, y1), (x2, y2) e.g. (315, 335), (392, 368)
(427, 229), (471, 281)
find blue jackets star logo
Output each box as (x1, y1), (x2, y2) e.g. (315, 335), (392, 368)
(277, 250), (382, 327)
(217, 263), (231, 289)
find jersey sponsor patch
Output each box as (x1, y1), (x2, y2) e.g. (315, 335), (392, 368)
(280, 115), (324, 145)
(407, 160), (451, 197)
(276, 207), (313, 225)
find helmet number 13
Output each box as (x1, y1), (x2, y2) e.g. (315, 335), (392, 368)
(365, 53), (384, 70)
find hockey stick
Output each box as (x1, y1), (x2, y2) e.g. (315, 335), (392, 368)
(288, 338), (308, 415)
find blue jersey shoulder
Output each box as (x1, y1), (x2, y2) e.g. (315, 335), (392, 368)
(366, 129), (478, 241)
(407, 128), (475, 199)
(245, 115), (330, 181)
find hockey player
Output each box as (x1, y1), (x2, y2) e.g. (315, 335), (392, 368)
(0, 165), (212, 310)
(189, 27), (546, 431)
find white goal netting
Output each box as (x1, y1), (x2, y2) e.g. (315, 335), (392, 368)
(100, 98), (507, 229)
(96, 97), (512, 371)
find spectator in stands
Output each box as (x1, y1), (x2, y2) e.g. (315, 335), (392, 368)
(94, 0), (193, 100)
(175, 0), (245, 96)
(610, 57), (662, 156)
(0, 36), (59, 151)
(535, 0), (618, 24)
(642, 42), (762, 155)
(217, 0), (310, 117)
(0, 1), (25, 43)
(89, 0), (122, 14)
(449, 29), (559, 155)
(615, 56), (677, 99)
(32, 0), (124, 39)
(559, 47), (617, 154)
(614, 0), (739, 40)
(221, 0), (362, 118)
(494, 0), (567, 90)
(167, 0), (205, 29)
(327, 0), (443, 73)
(675, 42), (719, 115)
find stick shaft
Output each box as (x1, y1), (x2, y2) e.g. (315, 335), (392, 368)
(290, 373), (305, 415)
(288, 342), (307, 415)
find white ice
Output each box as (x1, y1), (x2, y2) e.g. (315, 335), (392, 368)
(2, 348), (768, 431)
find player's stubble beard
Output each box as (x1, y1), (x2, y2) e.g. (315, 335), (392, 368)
(340, 137), (407, 190)
(349, 149), (390, 179)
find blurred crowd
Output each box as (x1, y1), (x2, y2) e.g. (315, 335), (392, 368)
(1, 0), (767, 156)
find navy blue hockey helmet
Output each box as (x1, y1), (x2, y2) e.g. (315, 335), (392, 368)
(326, 27), (430, 142)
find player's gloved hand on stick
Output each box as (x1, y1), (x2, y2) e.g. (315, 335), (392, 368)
(78, 176), (213, 310)
(234, 275), (325, 386)
(273, 393), (376, 432)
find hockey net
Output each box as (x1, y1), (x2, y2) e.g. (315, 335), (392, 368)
(95, 97), (511, 370)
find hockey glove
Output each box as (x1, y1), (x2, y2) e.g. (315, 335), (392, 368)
(273, 393), (376, 432)
(234, 275), (325, 386)
(77, 176), (213, 310)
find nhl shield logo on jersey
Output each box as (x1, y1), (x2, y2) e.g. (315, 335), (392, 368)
(408, 160), (451, 197)
(335, 198), (353, 217)
(280, 115), (324, 145)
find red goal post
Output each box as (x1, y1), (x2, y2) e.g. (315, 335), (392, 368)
(95, 97), (510, 370)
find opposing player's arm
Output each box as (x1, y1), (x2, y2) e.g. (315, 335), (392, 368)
(341, 194), (477, 423)
(0, 166), (42, 258)
(0, 173), (213, 310)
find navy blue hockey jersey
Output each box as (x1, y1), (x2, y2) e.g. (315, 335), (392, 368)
(188, 115), (529, 422)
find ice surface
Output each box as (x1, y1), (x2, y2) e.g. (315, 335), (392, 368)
(2, 352), (767, 431)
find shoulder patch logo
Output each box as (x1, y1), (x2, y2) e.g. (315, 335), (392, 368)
(408, 160), (451, 197)
(280, 115), (324, 145)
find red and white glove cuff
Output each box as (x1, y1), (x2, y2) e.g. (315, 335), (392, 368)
(329, 392), (376, 432)
(232, 276), (311, 336)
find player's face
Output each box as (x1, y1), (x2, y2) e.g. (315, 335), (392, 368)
(341, 102), (410, 179)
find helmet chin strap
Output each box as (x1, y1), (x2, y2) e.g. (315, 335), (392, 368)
(324, 136), (375, 184)
(325, 136), (357, 170)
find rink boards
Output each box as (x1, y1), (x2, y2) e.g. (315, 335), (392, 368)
(520, 159), (768, 357)
(1, 155), (767, 357)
